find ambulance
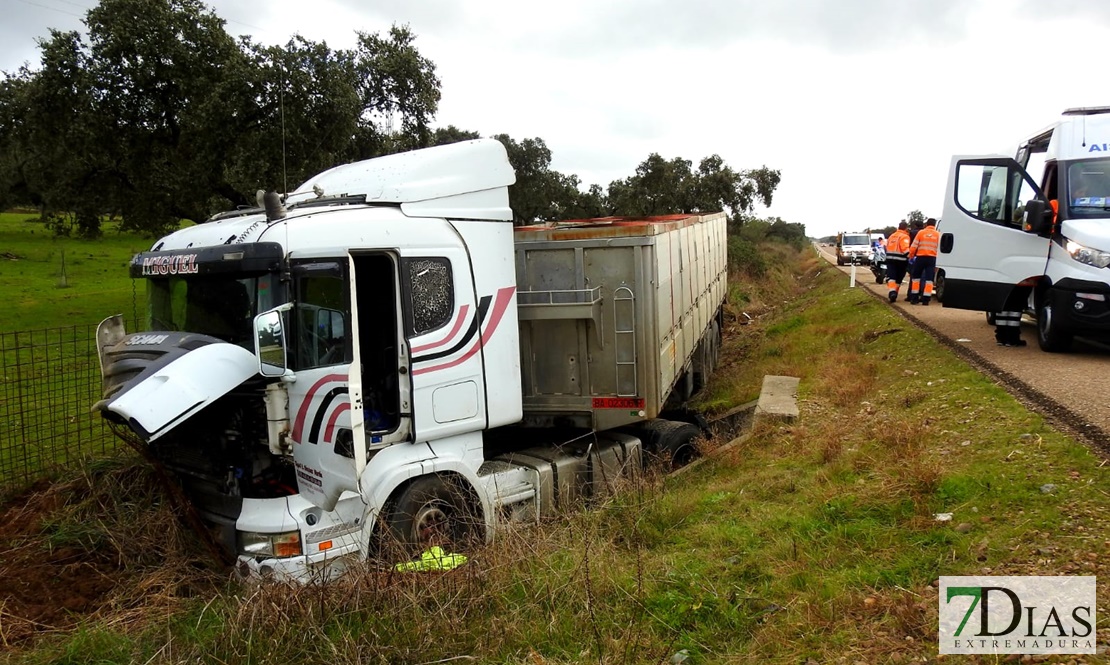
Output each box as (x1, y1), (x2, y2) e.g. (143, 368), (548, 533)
(936, 107), (1110, 351)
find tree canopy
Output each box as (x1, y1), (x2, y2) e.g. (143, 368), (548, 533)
(0, 0), (787, 236)
(0, 0), (440, 236)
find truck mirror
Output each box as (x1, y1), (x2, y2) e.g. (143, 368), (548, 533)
(254, 309), (288, 376)
(1022, 199), (1052, 235)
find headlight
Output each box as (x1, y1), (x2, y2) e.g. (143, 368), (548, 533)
(1066, 239), (1110, 269)
(238, 530), (302, 558)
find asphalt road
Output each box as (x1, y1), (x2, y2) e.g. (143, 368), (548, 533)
(814, 244), (1110, 452)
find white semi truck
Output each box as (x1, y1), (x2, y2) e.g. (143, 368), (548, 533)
(94, 139), (727, 579)
(937, 106), (1110, 351)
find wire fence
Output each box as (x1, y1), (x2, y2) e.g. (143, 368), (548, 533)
(0, 323), (127, 493)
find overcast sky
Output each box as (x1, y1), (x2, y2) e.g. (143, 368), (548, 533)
(4, 0), (1108, 238)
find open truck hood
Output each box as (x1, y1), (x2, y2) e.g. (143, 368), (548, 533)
(94, 319), (259, 442)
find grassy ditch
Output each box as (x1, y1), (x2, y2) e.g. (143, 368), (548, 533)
(2, 245), (1109, 663)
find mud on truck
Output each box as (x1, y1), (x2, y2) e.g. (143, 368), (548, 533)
(95, 139), (727, 580)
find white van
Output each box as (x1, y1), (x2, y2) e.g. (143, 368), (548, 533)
(936, 106), (1110, 352)
(836, 232), (872, 265)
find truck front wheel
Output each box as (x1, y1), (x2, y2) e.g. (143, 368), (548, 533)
(1036, 300), (1073, 353)
(384, 475), (481, 556)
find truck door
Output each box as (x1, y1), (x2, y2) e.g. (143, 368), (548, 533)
(404, 251), (489, 442)
(347, 252), (414, 479)
(937, 156), (1050, 311)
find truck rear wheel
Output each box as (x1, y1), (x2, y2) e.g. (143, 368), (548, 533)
(640, 420), (701, 470)
(1036, 301), (1073, 353)
(384, 475), (481, 556)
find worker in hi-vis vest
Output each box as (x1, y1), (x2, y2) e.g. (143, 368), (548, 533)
(884, 221), (911, 303)
(907, 218), (940, 305)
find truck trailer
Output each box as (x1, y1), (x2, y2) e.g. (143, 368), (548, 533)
(936, 106), (1110, 351)
(94, 139), (727, 580)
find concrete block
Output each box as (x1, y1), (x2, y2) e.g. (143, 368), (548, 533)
(755, 375), (800, 423)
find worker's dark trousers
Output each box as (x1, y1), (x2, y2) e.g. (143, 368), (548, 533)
(885, 259), (908, 299)
(993, 287), (1031, 344)
(908, 256), (937, 304)
(994, 311), (1022, 343)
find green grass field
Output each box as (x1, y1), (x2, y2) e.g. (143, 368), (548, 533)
(0, 211), (153, 332)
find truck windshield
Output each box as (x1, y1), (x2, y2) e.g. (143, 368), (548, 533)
(145, 274), (279, 347)
(1067, 160), (1110, 217)
(843, 235), (869, 246)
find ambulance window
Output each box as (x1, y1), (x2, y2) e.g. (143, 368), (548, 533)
(954, 162), (1037, 229)
(1067, 161), (1110, 217)
(404, 258), (453, 335)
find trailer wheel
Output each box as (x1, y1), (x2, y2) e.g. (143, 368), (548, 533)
(640, 420), (701, 470)
(1036, 301), (1073, 353)
(384, 475), (481, 555)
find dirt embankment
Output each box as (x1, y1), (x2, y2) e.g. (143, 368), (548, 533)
(0, 464), (215, 647)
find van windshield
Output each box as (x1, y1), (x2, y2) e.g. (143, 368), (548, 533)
(1067, 159), (1110, 217)
(842, 235), (869, 246)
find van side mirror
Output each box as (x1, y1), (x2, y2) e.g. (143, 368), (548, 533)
(1022, 199), (1053, 236)
(254, 308), (289, 377)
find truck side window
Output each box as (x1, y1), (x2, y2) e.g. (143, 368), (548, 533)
(292, 262), (350, 369)
(404, 258), (453, 335)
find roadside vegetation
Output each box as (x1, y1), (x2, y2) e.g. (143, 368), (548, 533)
(3, 239), (1107, 663)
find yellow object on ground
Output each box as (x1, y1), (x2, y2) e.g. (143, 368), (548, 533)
(394, 546), (468, 572)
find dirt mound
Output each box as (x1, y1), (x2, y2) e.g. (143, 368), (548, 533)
(0, 459), (219, 647)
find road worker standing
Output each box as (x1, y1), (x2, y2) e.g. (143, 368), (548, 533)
(907, 218), (940, 305)
(884, 221), (911, 303)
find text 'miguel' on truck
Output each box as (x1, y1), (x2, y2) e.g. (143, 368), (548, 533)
(93, 139), (727, 580)
(937, 106), (1110, 352)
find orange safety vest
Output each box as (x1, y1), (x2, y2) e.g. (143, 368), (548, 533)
(885, 229), (911, 259)
(909, 226), (940, 258)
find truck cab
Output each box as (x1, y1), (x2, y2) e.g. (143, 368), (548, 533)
(836, 232), (872, 265)
(936, 106), (1110, 352)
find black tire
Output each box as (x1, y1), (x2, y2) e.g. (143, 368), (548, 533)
(985, 312), (996, 326)
(874, 271), (884, 284)
(384, 476), (482, 555)
(1036, 300), (1073, 353)
(639, 420), (701, 470)
(934, 271), (945, 303)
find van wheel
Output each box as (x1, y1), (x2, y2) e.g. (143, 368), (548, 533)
(385, 476), (481, 556)
(1036, 301), (1073, 353)
(934, 272), (945, 303)
(986, 312), (996, 326)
